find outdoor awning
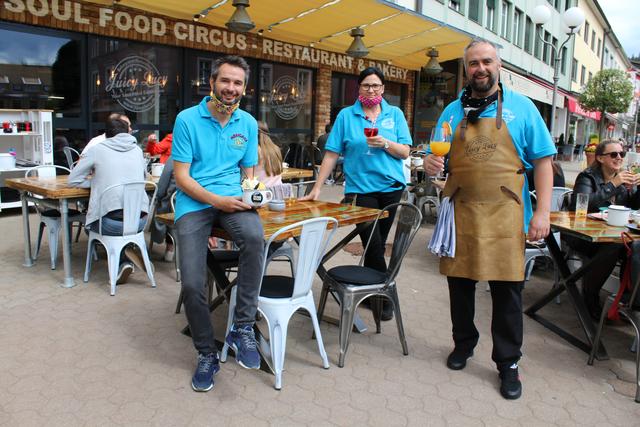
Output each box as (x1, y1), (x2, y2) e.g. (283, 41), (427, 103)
(85, 0), (472, 70)
(567, 96), (601, 121)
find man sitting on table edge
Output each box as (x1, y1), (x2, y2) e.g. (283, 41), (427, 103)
(68, 116), (150, 284)
(172, 55), (264, 392)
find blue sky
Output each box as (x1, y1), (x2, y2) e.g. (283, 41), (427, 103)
(598, 2), (640, 59)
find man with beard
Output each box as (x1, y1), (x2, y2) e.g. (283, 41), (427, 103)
(172, 55), (263, 392)
(423, 40), (555, 400)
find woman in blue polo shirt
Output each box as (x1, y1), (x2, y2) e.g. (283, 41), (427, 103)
(302, 67), (412, 320)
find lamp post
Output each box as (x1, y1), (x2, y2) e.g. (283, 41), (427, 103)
(531, 5), (585, 141)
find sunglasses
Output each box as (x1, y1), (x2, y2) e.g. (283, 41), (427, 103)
(600, 151), (626, 159)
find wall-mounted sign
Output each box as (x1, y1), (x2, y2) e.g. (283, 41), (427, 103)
(269, 76), (305, 120)
(105, 56), (168, 112)
(2, 0), (410, 81)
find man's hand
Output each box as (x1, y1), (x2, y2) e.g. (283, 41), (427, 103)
(528, 211), (550, 241)
(299, 186), (321, 201)
(213, 195), (252, 213)
(423, 154), (444, 176)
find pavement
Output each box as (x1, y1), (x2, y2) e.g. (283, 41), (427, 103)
(2, 160), (640, 426)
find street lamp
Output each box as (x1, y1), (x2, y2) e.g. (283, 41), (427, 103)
(531, 4), (585, 140)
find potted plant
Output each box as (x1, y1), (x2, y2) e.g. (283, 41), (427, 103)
(585, 137), (599, 166)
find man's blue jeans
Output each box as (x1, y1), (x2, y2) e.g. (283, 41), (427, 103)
(176, 207), (264, 355)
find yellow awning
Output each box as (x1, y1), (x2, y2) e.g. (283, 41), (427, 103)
(86, 0), (471, 70)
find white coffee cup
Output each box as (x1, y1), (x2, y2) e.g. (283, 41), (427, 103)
(242, 189), (273, 207)
(606, 205), (631, 227)
(151, 163), (165, 177)
(411, 156), (422, 167)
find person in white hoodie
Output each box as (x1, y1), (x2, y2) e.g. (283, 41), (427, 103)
(68, 116), (149, 283)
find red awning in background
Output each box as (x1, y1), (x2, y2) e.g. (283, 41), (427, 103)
(567, 97), (601, 120)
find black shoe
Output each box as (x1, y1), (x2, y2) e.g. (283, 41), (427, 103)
(499, 364), (522, 400)
(381, 300), (393, 321)
(446, 348), (473, 370)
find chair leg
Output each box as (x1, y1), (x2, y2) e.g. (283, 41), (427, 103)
(388, 287), (409, 356)
(371, 296), (382, 334)
(171, 232), (181, 282)
(220, 287), (237, 363)
(136, 243), (156, 288)
(306, 300), (330, 369)
(588, 297), (613, 365)
(269, 320), (288, 390)
(314, 281), (330, 339)
(106, 246), (121, 296)
(338, 292), (357, 368)
(175, 288), (184, 314)
(74, 222), (82, 243)
(35, 221), (45, 259)
(83, 239), (95, 283)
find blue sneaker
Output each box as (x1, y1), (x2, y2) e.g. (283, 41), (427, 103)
(191, 352), (220, 392)
(225, 324), (261, 369)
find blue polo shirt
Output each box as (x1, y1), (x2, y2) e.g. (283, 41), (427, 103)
(430, 86), (557, 232)
(172, 96), (258, 221)
(325, 99), (412, 194)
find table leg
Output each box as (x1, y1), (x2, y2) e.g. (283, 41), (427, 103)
(317, 224), (369, 333)
(525, 234), (608, 360)
(58, 198), (75, 288)
(20, 191), (34, 267)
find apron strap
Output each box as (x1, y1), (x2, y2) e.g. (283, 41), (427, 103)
(496, 90), (503, 130)
(460, 117), (468, 140)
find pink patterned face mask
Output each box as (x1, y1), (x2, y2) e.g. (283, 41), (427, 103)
(358, 95), (383, 109)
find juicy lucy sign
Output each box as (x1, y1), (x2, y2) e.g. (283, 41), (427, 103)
(2, 0), (410, 80)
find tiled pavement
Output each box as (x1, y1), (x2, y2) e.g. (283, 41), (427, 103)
(1, 183), (640, 426)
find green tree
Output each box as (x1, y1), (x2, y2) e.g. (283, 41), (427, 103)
(579, 69), (633, 139)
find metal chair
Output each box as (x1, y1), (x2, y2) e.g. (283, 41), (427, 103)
(25, 165), (86, 269)
(221, 217), (338, 389)
(588, 250), (640, 403)
(62, 146), (80, 170)
(83, 181), (157, 296)
(317, 202), (422, 367)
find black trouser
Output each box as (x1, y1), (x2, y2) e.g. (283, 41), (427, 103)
(447, 277), (524, 370)
(344, 189), (404, 272)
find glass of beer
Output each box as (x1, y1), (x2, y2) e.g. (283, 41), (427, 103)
(575, 193), (589, 219)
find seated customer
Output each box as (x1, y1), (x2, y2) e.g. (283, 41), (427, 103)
(146, 132), (173, 164)
(149, 155), (176, 261)
(253, 122), (283, 188)
(568, 139), (640, 318)
(68, 116), (149, 283)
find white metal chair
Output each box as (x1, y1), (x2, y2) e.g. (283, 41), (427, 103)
(62, 146), (80, 169)
(83, 181), (157, 296)
(221, 217), (338, 389)
(25, 165), (85, 270)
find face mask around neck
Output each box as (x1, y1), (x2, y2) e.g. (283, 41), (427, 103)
(210, 93), (241, 115)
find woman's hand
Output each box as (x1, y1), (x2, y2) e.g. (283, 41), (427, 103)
(423, 154), (444, 176)
(613, 170), (637, 188)
(365, 135), (387, 148)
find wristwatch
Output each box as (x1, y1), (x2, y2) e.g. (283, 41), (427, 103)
(383, 140), (390, 150)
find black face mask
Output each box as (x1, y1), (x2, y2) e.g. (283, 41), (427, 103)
(460, 83), (500, 124)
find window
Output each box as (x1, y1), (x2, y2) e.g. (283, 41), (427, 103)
(597, 38), (601, 56)
(588, 71), (592, 82)
(580, 65), (586, 86)
(561, 46), (567, 74)
(542, 31), (551, 64)
(500, 1), (510, 39)
(590, 30), (596, 51)
(534, 28), (542, 59)
(468, 0), (481, 23)
(486, 0), (496, 31)
(583, 21), (589, 43)
(571, 59), (578, 82)
(604, 47), (609, 66)
(449, 0), (461, 12)
(551, 37), (558, 64)
(524, 17), (533, 53)
(554, 0), (561, 10)
(565, 0), (573, 9)
(513, 9), (523, 46)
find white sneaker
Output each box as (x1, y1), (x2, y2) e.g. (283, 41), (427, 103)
(164, 249), (175, 262)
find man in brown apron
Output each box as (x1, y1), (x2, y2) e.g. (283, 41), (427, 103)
(424, 41), (555, 400)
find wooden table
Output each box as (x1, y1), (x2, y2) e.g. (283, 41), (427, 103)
(524, 211), (632, 360)
(281, 167), (313, 181)
(5, 175), (157, 288)
(157, 200), (387, 335)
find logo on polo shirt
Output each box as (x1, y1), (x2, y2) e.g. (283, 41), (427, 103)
(381, 118), (395, 129)
(230, 133), (248, 149)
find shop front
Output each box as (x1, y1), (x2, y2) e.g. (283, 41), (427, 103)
(0, 0), (417, 151)
(567, 96), (600, 147)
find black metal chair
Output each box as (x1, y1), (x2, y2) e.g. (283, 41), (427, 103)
(317, 202), (422, 367)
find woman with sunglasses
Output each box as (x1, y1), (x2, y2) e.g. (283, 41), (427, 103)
(568, 139), (640, 319)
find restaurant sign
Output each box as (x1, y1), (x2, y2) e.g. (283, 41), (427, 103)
(2, 0), (410, 81)
(105, 56), (168, 112)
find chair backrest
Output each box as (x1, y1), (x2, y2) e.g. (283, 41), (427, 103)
(263, 217), (338, 300)
(170, 191), (177, 213)
(361, 202), (423, 283)
(62, 147), (80, 169)
(97, 181), (157, 236)
(25, 164), (69, 179)
(551, 187), (572, 211)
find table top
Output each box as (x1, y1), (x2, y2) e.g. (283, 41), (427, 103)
(550, 211), (637, 243)
(156, 200), (387, 241)
(281, 167), (313, 180)
(5, 175), (158, 200)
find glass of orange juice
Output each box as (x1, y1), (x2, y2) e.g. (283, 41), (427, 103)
(430, 126), (451, 178)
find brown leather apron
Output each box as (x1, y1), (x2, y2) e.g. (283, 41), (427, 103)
(440, 93), (526, 282)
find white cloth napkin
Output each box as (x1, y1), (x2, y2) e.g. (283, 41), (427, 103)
(428, 196), (456, 258)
